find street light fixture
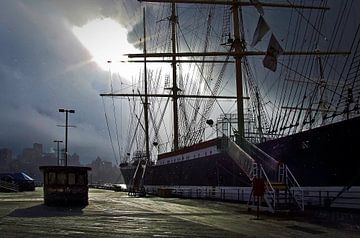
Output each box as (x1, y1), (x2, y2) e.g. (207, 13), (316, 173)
(58, 108), (75, 166)
(53, 140), (63, 166)
(59, 108), (75, 113)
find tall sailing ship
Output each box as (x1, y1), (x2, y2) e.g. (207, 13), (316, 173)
(101, 0), (360, 207)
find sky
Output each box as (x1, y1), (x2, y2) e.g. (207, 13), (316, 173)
(1, 0), (359, 164)
(0, 0), (143, 164)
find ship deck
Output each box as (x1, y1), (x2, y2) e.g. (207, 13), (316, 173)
(0, 188), (359, 237)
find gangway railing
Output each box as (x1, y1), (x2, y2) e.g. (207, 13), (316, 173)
(221, 137), (256, 180)
(259, 164), (276, 211)
(281, 164), (304, 211)
(241, 139), (279, 180)
(248, 163), (276, 212)
(128, 159), (146, 196)
(221, 136), (304, 212)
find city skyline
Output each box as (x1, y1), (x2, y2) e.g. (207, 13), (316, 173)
(0, 142), (121, 184)
(0, 142), (111, 164)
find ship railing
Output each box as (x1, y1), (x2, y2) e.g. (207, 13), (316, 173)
(284, 165), (304, 211)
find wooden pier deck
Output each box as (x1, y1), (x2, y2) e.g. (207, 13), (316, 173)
(0, 188), (359, 237)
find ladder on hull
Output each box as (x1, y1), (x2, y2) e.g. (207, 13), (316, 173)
(221, 137), (304, 213)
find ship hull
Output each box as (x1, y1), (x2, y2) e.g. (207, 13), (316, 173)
(120, 155), (251, 187)
(120, 116), (360, 189)
(258, 116), (360, 186)
(120, 139), (251, 189)
(144, 153), (250, 187)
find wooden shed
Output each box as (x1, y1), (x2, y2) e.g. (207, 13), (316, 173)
(39, 166), (91, 206)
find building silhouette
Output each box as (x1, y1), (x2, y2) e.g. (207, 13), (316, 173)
(1, 143), (119, 184)
(0, 148), (13, 172)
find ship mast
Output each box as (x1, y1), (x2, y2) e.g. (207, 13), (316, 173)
(231, 0), (245, 143)
(103, 0), (347, 151)
(170, 2), (180, 150)
(143, 8), (150, 162)
(135, 0), (331, 146)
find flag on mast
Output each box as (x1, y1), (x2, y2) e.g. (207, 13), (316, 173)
(263, 34), (284, 71)
(251, 16), (270, 47)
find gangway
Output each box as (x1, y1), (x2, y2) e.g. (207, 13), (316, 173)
(221, 137), (304, 213)
(128, 158), (146, 197)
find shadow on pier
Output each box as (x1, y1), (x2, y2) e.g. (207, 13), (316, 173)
(7, 204), (85, 218)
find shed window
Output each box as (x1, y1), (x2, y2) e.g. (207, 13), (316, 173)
(48, 172), (56, 185)
(77, 174), (85, 185)
(57, 172), (67, 185)
(44, 173), (48, 185)
(68, 173), (76, 185)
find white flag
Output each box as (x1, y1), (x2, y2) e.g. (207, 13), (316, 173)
(251, 16), (270, 47)
(263, 34), (284, 72)
(250, 0), (264, 16)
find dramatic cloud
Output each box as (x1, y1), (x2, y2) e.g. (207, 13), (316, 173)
(0, 0), (143, 163)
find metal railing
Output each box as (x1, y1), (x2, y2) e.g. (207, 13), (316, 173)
(260, 164), (276, 212)
(222, 136), (304, 212)
(246, 163), (276, 213)
(241, 139), (279, 180)
(303, 188), (360, 209)
(222, 137), (256, 180)
(285, 165), (304, 211)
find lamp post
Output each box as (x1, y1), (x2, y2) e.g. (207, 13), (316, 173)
(53, 140), (63, 166)
(59, 108), (75, 166)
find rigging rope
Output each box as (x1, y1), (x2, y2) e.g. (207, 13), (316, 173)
(101, 97), (118, 166)
(109, 69), (123, 164)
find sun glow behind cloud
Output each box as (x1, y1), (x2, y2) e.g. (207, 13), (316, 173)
(72, 18), (140, 79)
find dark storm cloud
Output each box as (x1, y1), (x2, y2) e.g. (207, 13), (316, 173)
(0, 0), (140, 162)
(49, 0), (158, 50)
(127, 20), (143, 49)
(52, 0), (133, 26)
